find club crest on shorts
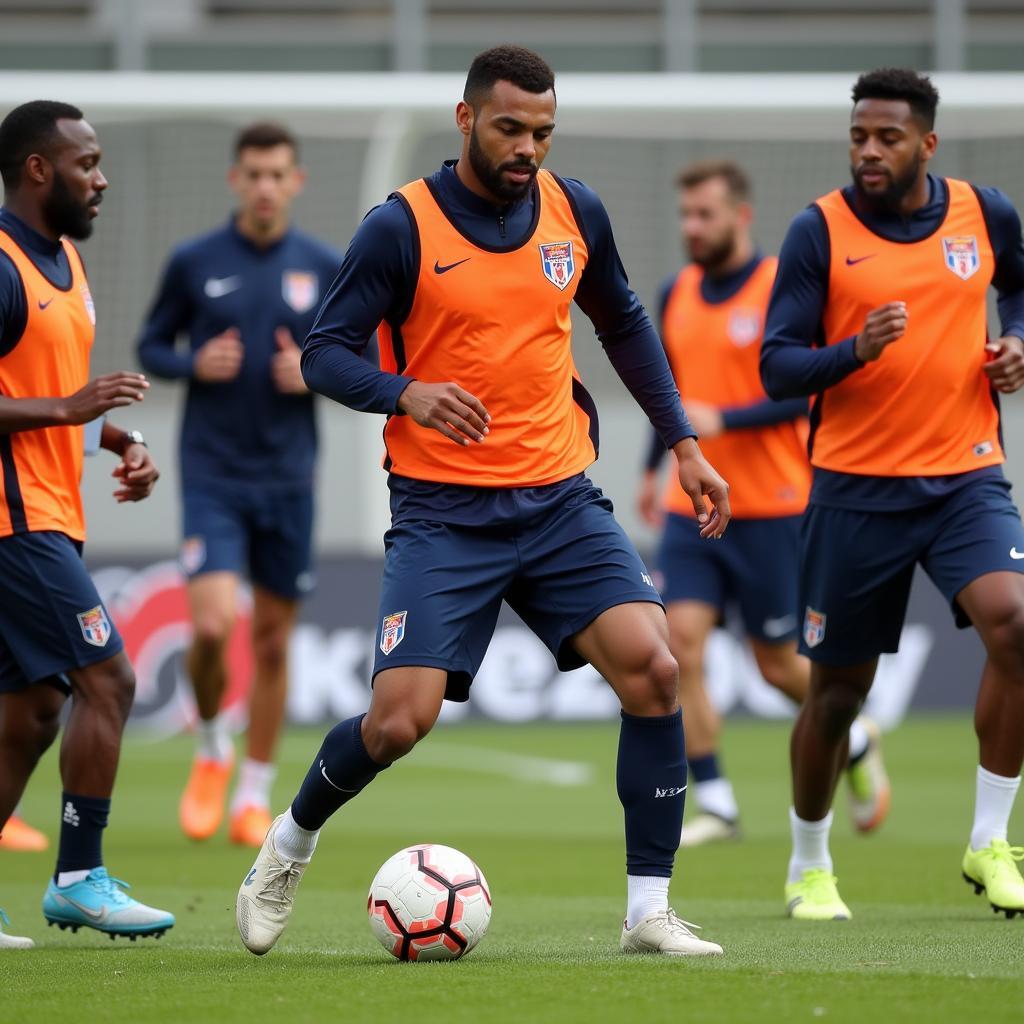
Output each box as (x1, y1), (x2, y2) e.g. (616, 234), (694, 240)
(538, 241), (575, 290)
(380, 610), (407, 656)
(941, 235), (980, 281)
(727, 309), (761, 347)
(180, 536), (206, 576)
(80, 283), (96, 325)
(77, 605), (111, 648)
(282, 270), (319, 313)
(803, 607), (826, 649)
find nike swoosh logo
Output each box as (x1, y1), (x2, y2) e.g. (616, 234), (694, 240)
(1011, 548), (1024, 560)
(38, 298), (54, 310)
(244, 868), (257, 887)
(204, 276), (242, 298)
(434, 258), (471, 275)
(763, 615), (797, 638)
(845, 255), (875, 266)
(56, 893), (106, 921)
(319, 760), (358, 793)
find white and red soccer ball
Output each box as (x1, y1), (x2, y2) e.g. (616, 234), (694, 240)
(368, 844), (492, 961)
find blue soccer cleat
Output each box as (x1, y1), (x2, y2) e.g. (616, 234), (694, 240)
(42, 867), (174, 940)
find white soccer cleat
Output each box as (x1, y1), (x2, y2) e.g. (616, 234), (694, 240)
(620, 908), (724, 956)
(236, 814), (309, 955)
(680, 812), (741, 848)
(0, 909), (34, 949)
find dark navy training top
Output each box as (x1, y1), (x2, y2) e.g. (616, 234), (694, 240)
(762, 175), (1024, 509)
(137, 218), (341, 489)
(301, 160), (694, 525)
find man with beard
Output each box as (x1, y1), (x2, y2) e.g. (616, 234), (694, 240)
(637, 160), (889, 848)
(762, 68), (1024, 921)
(0, 100), (173, 946)
(236, 45), (731, 959)
(138, 123), (340, 849)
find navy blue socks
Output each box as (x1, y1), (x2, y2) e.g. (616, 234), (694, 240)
(290, 715), (388, 831)
(55, 792), (109, 879)
(617, 709), (686, 877)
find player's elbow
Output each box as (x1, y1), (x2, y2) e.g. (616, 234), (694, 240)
(759, 347), (802, 401)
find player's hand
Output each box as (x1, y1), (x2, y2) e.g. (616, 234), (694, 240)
(59, 372), (149, 425)
(636, 470), (664, 529)
(111, 443), (159, 503)
(684, 401), (724, 439)
(193, 328), (243, 382)
(854, 302), (908, 362)
(673, 437), (731, 539)
(272, 327), (308, 395)
(984, 335), (1024, 393)
(397, 381), (490, 446)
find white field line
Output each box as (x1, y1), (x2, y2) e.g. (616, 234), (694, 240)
(408, 743), (595, 787)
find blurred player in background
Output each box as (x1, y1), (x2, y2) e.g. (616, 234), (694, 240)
(0, 100), (173, 947)
(138, 124), (341, 848)
(637, 160), (889, 846)
(237, 45), (731, 959)
(763, 68), (1024, 920)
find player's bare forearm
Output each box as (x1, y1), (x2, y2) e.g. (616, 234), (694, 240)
(0, 395), (72, 435)
(100, 419), (130, 454)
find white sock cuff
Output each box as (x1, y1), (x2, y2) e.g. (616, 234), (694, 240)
(274, 807), (320, 863)
(789, 807), (834, 832)
(978, 765), (1022, 789)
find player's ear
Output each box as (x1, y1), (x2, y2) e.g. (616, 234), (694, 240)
(737, 200), (754, 229)
(227, 162), (241, 196)
(455, 100), (474, 139)
(290, 166), (307, 195)
(23, 153), (50, 187)
(921, 130), (938, 162)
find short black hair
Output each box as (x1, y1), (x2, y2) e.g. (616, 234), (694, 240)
(0, 99), (84, 189)
(233, 121), (299, 161)
(851, 68), (939, 130)
(676, 159), (751, 203)
(464, 45), (556, 108)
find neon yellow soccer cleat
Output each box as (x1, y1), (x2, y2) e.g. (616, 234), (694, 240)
(962, 840), (1024, 919)
(784, 868), (852, 921)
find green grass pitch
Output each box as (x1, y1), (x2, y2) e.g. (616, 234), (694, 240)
(2, 715), (1022, 1023)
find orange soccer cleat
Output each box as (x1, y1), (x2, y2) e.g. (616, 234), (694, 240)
(0, 815), (49, 852)
(179, 756), (234, 841)
(229, 805), (273, 848)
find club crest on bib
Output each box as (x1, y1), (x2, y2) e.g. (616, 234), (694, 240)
(282, 270), (319, 313)
(727, 309), (761, 347)
(77, 605), (111, 647)
(80, 283), (96, 325)
(803, 607), (826, 649)
(941, 236), (980, 281)
(539, 241), (575, 290)
(380, 610), (407, 656)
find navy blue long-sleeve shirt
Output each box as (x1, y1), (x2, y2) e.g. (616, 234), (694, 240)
(302, 160), (694, 523)
(762, 175), (1024, 509)
(644, 252), (807, 472)
(137, 218), (341, 489)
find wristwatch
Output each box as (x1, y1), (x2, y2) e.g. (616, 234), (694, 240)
(121, 429), (147, 453)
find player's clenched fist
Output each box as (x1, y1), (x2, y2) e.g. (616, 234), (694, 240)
(112, 442), (159, 503)
(674, 436), (731, 539)
(984, 336), (1024, 394)
(272, 327), (308, 394)
(59, 372), (149, 424)
(194, 327), (244, 382)
(397, 381), (490, 446)
(854, 301), (908, 362)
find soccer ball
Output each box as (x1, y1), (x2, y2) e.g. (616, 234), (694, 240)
(367, 844), (492, 961)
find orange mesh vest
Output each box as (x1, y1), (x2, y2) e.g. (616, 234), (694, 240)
(812, 178), (1002, 476)
(0, 231), (94, 540)
(661, 257), (810, 518)
(377, 170), (597, 487)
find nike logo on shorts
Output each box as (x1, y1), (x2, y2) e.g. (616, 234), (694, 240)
(204, 276), (242, 298)
(434, 258), (471, 275)
(1011, 547), (1024, 560)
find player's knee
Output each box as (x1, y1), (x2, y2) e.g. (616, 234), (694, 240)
(191, 611), (235, 653)
(814, 682), (863, 740)
(985, 602), (1024, 676)
(76, 658), (136, 721)
(363, 712), (432, 763)
(758, 652), (797, 692)
(670, 632), (703, 681)
(635, 647), (680, 715)
(252, 621), (289, 674)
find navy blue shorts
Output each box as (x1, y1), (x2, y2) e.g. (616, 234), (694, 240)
(0, 531), (124, 694)
(181, 483), (314, 600)
(798, 475), (1024, 664)
(655, 512), (801, 643)
(372, 478), (662, 701)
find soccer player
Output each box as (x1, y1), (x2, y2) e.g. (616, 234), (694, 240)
(637, 160), (889, 846)
(762, 68), (1024, 920)
(0, 100), (174, 946)
(138, 124), (341, 847)
(236, 45), (731, 958)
